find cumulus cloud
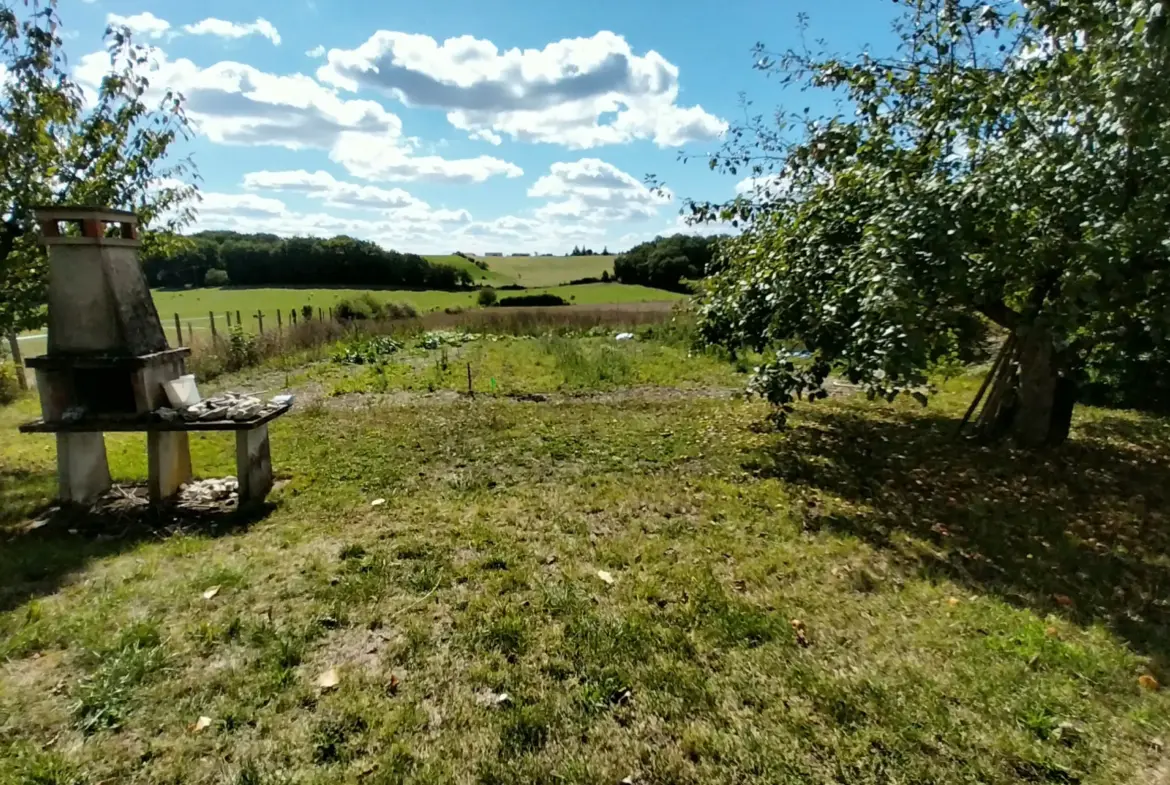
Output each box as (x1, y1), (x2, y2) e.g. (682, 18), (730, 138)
(184, 18), (281, 46)
(330, 133), (523, 183)
(191, 189), (473, 252)
(243, 169), (422, 209)
(317, 30), (727, 149)
(734, 173), (789, 198)
(199, 192), (287, 217)
(74, 47), (523, 184)
(528, 158), (669, 223)
(306, 45), (326, 58)
(106, 12), (170, 39)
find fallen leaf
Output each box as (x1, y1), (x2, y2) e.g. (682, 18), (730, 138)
(597, 570), (615, 585)
(620, 778), (636, 785)
(1053, 594), (1074, 608)
(202, 586), (220, 600)
(947, 597), (960, 607)
(370, 498), (386, 507)
(790, 618), (810, 647)
(1140, 674), (1161, 691)
(1045, 626), (1060, 637)
(387, 673), (400, 696)
(316, 667), (340, 691)
(190, 715), (212, 733)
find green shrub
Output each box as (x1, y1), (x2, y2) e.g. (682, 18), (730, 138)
(203, 268), (230, 287)
(225, 326), (260, 372)
(332, 335), (403, 365)
(477, 287), (498, 307)
(497, 293), (567, 307)
(334, 294), (418, 321)
(0, 360), (21, 405)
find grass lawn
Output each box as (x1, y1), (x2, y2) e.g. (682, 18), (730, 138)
(1, 341), (1169, 783)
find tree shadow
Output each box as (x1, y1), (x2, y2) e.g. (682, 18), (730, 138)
(0, 480), (275, 614)
(744, 403), (1170, 661)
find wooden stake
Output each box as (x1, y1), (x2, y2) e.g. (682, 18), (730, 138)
(318, 307), (323, 322)
(257, 311), (264, 334)
(276, 310), (283, 331)
(291, 309), (297, 326)
(236, 310), (241, 326)
(467, 362), (473, 396)
(209, 311), (217, 340)
(174, 313), (183, 345)
(5, 332), (27, 390)
(328, 307), (333, 322)
(188, 322), (194, 344)
(226, 311), (232, 328)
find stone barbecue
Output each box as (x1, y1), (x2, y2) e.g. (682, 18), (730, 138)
(19, 206), (290, 506)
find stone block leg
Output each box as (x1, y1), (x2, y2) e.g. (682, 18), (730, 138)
(148, 431), (193, 502)
(57, 432), (112, 504)
(236, 425), (273, 507)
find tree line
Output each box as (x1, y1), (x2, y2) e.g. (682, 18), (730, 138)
(142, 232), (474, 290)
(613, 234), (726, 292)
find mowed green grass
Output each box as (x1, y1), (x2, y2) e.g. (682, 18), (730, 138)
(1, 345), (1169, 784)
(427, 255), (617, 288)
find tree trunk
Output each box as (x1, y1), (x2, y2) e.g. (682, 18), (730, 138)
(5, 331), (28, 391)
(975, 325), (1074, 447)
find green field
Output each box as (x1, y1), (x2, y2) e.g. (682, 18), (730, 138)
(17, 283), (681, 358)
(427, 255), (617, 288)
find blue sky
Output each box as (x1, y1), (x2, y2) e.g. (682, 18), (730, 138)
(64, 0), (899, 254)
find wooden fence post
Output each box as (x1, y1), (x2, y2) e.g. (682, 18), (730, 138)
(467, 362), (473, 396)
(174, 314), (183, 345)
(188, 322), (194, 344)
(5, 332), (27, 390)
(328, 307), (333, 322)
(318, 307), (323, 322)
(226, 311), (232, 328)
(257, 311), (264, 334)
(209, 311), (217, 340)
(236, 310), (241, 327)
(276, 310), (282, 332)
(291, 309), (297, 326)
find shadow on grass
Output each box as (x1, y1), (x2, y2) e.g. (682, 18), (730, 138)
(745, 403), (1170, 661)
(0, 473), (274, 614)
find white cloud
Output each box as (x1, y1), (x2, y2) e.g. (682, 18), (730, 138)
(734, 173), (789, 198)
(330, 133), (523, 183)
(191, 189), (473, 252)
(76, 48), (399, 150)
(184, 18), (281, 46)
(242, 169), (423, 210)
(317, 30), (727, 149)
(469, 129), (502, 146)
(306, 44), (326, 58)
(75, 46), (525, 185)
(106, 12), (170, 40)
(528, 158), (669, 223)
(199, 192), (287, 217)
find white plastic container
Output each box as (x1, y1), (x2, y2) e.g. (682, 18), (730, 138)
(163, 374), (201, 409)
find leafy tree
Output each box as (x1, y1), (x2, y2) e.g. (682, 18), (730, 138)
(0, 5), (197, 339)
(614, 234), (725, 291)
(203, 268), (229, 287)
(685, 0), (1170, 446)
(477, 287), (498, 307)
